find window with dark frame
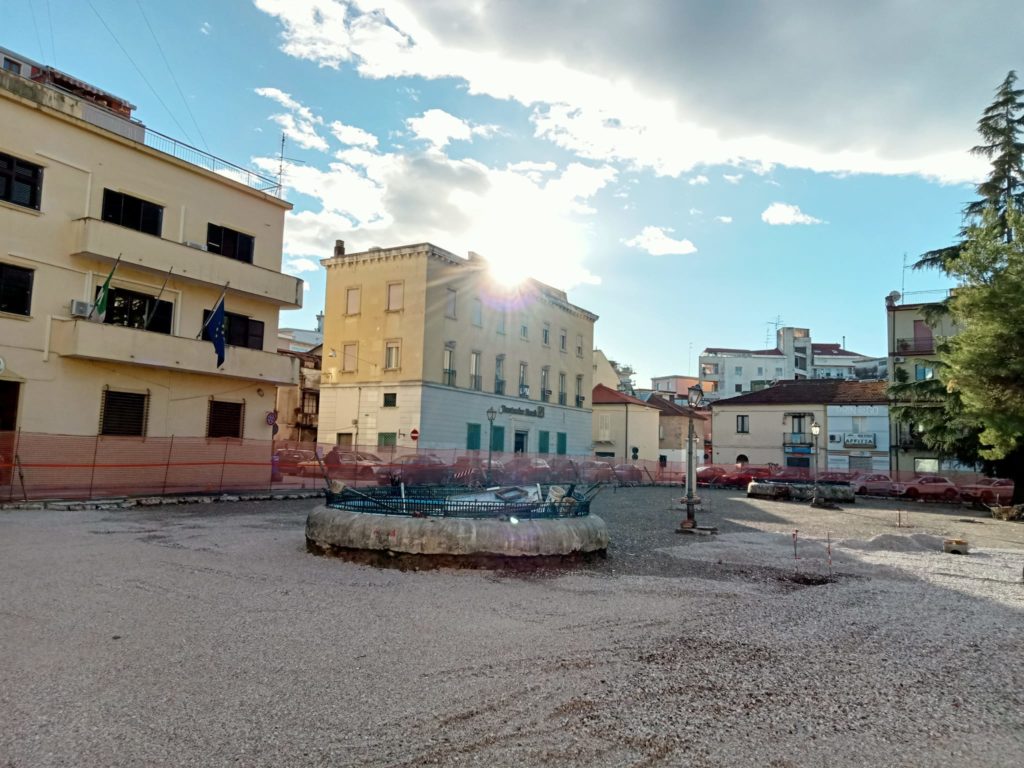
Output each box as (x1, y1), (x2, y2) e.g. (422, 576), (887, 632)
(207, 400), (244, 438)
(99, 389), (148, 436)
(0, 262), (34, 316)
(101, 189), (163, 236)
(95, 285), (172, 334)
(301, 391), (319, 414)
(383, 392), (397, 407)
(202, 308), (264, 350)
(207, 223), (255, 263)
(736, 415), (750, 433)
(0, 152), (43, 210)
(3, 58), (22, 75)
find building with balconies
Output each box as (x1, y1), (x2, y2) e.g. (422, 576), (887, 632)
(0, 47), (299, 442)
(318, 242), (596, 455)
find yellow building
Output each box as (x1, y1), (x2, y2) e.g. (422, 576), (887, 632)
(318, 242), (597, 455)
(0, 49), (299, 442)
(885, 290), (960, 474)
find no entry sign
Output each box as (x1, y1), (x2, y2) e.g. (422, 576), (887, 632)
(410, 428), (420, 441)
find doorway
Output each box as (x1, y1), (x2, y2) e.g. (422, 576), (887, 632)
(336, 432), (353, 448)
(0, 381), (19, 431)
(514, 430), (528, 454)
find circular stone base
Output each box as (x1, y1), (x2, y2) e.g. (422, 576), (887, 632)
(305, 505), (609, 567)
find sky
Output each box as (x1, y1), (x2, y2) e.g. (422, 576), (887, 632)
(6, 1), (1022, 385)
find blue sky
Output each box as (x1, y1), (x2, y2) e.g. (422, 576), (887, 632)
(6, 1), (1021, 384)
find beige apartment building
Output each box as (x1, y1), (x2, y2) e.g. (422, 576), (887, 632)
(0, 49), (299, 442)
(318, 242), (597, 454)
(591, 384), (659, 462)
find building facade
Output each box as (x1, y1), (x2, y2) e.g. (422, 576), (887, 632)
(645, 394), (709, 465)
(318, 242), (597, 455)
(0, 49), (299, 442)
(591, 384), (659, 462)
(649, 374), (700, 397)
(710, 380), (888, 470)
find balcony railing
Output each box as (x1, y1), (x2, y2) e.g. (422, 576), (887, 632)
(558, 392), (567, 405)
(495, 378), (506, 395)
(575, 395), (586, 408)
(783, 432), (814, 446)
(469, 374), (482, 391)
(895, 337), (936, 355)
(442, 369), (457, 387)
(540, 389), (551, 402)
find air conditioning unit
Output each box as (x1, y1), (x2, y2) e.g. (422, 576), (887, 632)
(893, 356), (906, 363)
(184, 240), (208, 251)
(828, 433), (842, 444)
(519, 385), (530, 396)
(542, 389), (552, 396)
(70, 299), (93, 318)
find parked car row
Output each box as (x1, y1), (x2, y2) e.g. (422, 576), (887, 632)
(272, 449), (650, 487)
(688, 464), (1015, 504)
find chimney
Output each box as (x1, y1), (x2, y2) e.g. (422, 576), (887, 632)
(334, 239), (345, 257)
(316, 312), (324, 333)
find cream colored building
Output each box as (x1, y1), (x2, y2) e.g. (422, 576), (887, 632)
(0, 49), (299, 441)
(318, 242), (597, 455)
(591, 384), (660, 462)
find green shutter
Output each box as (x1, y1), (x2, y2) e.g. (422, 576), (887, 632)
(556, 432), (567, 455)
(538, 430), (550, 454)
(377, 432), (397, 447)
(491, 425), (505, 452)
(466, 423), (481, 450)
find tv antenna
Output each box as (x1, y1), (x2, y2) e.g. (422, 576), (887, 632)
(765, 315), (785, 346)
(276, 133), (307, 193)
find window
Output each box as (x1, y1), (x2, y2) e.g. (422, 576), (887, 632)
(203, 309), (264, 350)
(559, 329), (567, 352)
(540, 367), (550, 401)
(301, 391), (319, 414)
(446, 287), (457, 319)
(850, 415), (869, 432)
(0, 262), (33, 316)
(0, 152), (43, 210)
(556, 432), (567, 455)
(734, 365), (743, 376)
(915, 364), (934, 381)
(207, 224), (254, 263)
(519, 362), (529, 397)
(520, 322), (529, 340)
(491, 425), (505, 452)
(346, 287), (361, 315)
(342, 343), (358, 372)
(384, 341), (400, 370)
(3, 58), (22, 75)
(775, 367), (783, 376)
(378, 432), (397, 447)
(99, 389), (148, 436)
(575, 375), (585, 407)
(443, 347), (455, 386)
(470, 351), (482, 390)
(542, 324), (550, 346)
(538, 431), (550, 454)
(757, 367), (763, 376)
(101, 189), (163, 236)
(383, 393), (397, 407)
(735, 384), (743, 392)
(97, 285), (172, 334)
(497, 314), (506, 335)
(472, 298), (482, 327)
(207, 400), (244, 438)
(386, 281), (403, 311)
(736, 415), (749, 433)
(576, 334), (584, 357)
(495, 356), (505, 394)
(466, 423), (481, 450)
(558, 372), (567, 405)
(792, 415), (806, 434)
(659, 424), (665, 440)
(598, 413), (611, 441)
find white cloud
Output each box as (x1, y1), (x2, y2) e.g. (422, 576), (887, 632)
(284, 257), (321, 274)
(723, 173), (743, 184)
(200, 22), (211, 36)
(761, 202), (823, 226)
(406, 108), (496, 148)
(255, 87), (327, 151)
(688, 174), (709, 186)
(715, 215), (733, 224)
(253, 0), (1003, 183)
(329, 120), (379, 148)
(688, 208), (702, 216)
(624, 226), (697, 256)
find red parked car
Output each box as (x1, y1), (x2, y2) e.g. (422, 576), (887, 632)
(718, 466), (772, 489)
(376, 454), (451, 486)
(504, 457), (553, 484)
(693, 465), (728, 487)
(612, 463), (643, 485)
(959, 478), (1014, 506)
(890, 475), (960, 501)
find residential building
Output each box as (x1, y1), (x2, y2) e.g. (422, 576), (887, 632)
(649, 374), (700, 397)
(279, 312), (324, 352)
(645, 394), (709, 465)
(593, 350), (636, 393)
(591, 384), (659, 462)
(0, 48), (299, 442)
(710, 380), (888, 471)
(318, 242), (597, 455)
(275, 343), (322, 443)
(885, 290), (960, 475)
(699, 326), (880, 401)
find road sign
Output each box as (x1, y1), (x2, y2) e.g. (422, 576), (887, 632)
(266, 411), (277, 426)
(410, 428), (420, 442)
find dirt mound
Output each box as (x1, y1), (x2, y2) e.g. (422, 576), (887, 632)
(839, 533), (944, 553)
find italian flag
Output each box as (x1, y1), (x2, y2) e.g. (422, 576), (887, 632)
(91, 258), (119, 322)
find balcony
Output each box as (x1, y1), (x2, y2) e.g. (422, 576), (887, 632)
(540, 389), (551, 403)
(495, 378), (506, 395)
(49, 317), (297, 385)
(895, 337), (936, 356)
(469, 374), (482, 391)
(72, 218), (302, 308)
(575, 395), (586, 408)
(783, 432), (814, 446)
(558, 392), (567, 405)
(442, 369), (457, 387)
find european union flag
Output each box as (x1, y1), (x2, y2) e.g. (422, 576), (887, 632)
(208, 295), (226, 368)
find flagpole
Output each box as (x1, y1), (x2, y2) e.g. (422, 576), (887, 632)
(197, 282), (230, 339)
(143, 266), (173, 330)
(86, 255), (121, 321)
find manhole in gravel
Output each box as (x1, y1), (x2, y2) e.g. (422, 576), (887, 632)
(777, 572), (835, 587)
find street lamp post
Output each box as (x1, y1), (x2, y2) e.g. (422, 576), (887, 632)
(680, 384), (704, 530)
(810, 420), (822, 506)
(486, 407), (497, 485)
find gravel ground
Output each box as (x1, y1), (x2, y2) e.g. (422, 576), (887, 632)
(2, 487), (1023, 767)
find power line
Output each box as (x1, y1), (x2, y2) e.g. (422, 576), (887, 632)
(44, 0), (57, 65)
(133, 0), (209, 151)
(28, 3), (47, 62)
(85, 0), (196, 145)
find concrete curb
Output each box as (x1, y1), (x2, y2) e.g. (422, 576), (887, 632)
(1, 490), (324, 511)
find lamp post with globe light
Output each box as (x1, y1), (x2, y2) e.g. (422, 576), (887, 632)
(810, 420), (822, 505)
(486, 407), (497, 484)
(679, 384), (704, 530)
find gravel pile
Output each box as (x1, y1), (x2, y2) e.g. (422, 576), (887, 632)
(1, 488), (1022, 766)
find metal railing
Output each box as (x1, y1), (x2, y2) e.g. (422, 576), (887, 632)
(442, 369), (457, 387)
(783, 432), (813, 446)
(558, 393), (567, 405)
(144, 129), (281, 196)
(469, 374), (482, 391)
(495, 379), (506, 395)
(895, 337), (936, 355)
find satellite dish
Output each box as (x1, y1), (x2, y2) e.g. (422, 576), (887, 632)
(885, 290), (901, 307)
